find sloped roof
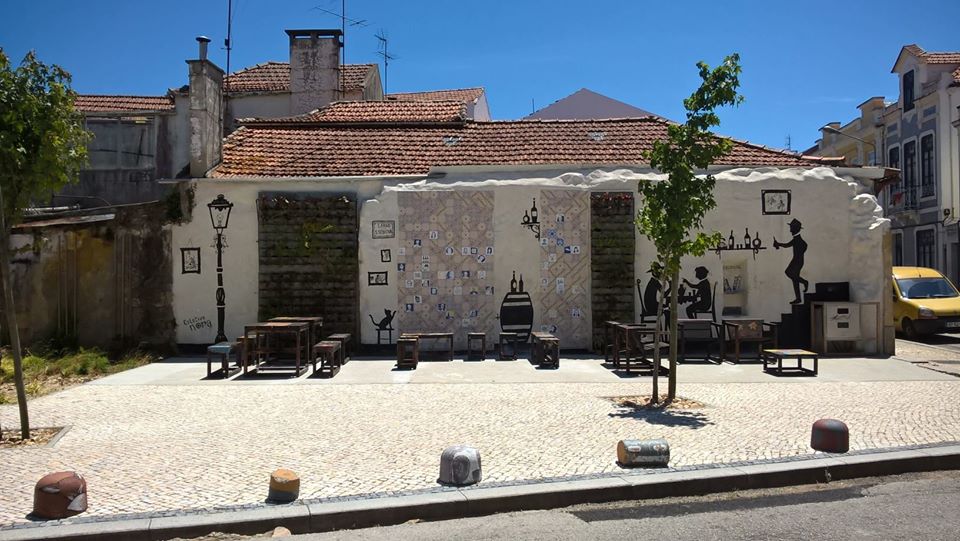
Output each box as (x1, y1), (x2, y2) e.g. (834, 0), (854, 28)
(211, 117), (839, 179)
(74, 94), (176, 113)
(385, 88), (485, 104)
(525, 88), (659, 120)
(893, 44), (960, 72)
(224, 62), (377, 93)
(241, 100), (468, 125)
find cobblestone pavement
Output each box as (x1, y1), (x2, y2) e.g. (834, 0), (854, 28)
(3, 361), (960, 527)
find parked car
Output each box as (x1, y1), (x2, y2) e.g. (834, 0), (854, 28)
(892, 266), (960, 338)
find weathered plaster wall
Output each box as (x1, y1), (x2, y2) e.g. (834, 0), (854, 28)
(8, 204), (174, 351)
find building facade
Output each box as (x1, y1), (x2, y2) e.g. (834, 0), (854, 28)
(811, 45), (960, 282)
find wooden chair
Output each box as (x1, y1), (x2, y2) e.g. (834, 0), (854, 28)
(723, 319), (779, 363)
(678, 319), (724, 363)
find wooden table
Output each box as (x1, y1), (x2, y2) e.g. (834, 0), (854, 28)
(269, 316), (323, 352)
(243, 321), (310, 376)
(400, 332), (454, 361)
(677, 318), (724, 364)
(615, 323), (667, 373)
(761, 348), (818, 376)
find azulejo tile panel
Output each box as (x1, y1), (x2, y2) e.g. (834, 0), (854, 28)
(538, 190), (591, 348)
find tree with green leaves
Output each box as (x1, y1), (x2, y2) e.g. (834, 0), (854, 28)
(0, 49), (89, 438)
(637, 54), (744, 403)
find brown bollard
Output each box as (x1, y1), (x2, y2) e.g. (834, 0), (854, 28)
(811, 419), (849, 453)
(32, 471), (87, 519)
(267, 469), (300, 503)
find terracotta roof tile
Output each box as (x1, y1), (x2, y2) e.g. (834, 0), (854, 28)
(902, 44), (960, 64)
(74, 94), (175, 113)
(224, 62), (376, 93)
(241, 100), (467, 125)
(212, 117), (838, 179)
(386, 88), (485, 104)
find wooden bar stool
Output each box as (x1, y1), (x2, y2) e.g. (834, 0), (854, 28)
(467, 333), (486, 361)
(206, 342), (240, 379)
(326, 333), (352, 364)
(498, 332), (518, 360)
(397, 337), (419, 369)
(312, 340), (341, 377)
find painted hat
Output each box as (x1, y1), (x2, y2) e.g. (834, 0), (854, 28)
(788, 218), (802, 230)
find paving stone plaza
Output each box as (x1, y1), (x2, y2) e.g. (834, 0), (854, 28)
(2, 353), (960, 527)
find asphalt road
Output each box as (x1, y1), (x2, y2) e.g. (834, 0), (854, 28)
(277, 471), (960, 541)
(909, 332), (960, 353)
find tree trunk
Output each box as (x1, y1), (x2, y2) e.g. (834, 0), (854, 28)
(651, 281), (665, 405)
(0, 226), (29, 439)
(668, 268), (680, 402)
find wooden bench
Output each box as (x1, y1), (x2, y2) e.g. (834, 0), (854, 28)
(396, 337), (419, 369)
(762, 348), (818, 376)
(312, 340), (341, 377)
(206, 342), (240, 379)
(326, 333), (352, 365)
(400, 332), (454, 361)
(530, 332), (560, 368)
(467, 333), (486, 361)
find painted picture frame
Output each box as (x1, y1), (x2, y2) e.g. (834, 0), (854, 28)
(761, 190), (792, 215)
(380, 249), (391, 263)
(368, 271), (389, 286)
(181, 247), (201, 274)
(371, 220), (396, 239)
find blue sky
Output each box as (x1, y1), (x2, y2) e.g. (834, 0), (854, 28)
(3, 0), (959, 150)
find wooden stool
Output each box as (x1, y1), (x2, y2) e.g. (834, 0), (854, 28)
(313, 341), (341, 377)
(467, 333), (486, 361)
(327, 333), (352, 364)
(397, 337), (419, 369)
(498, 332), (518, 360)
(206, 342), (240, 378)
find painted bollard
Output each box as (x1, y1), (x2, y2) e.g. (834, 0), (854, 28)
(267, 469), (300, 503)
(438, 445), (482, 486)
(32, 471), (87, 519)
(811, 419), (849, 453)
(617, 438), (670, 467)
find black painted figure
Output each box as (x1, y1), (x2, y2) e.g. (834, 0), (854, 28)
(774, 218), (809, 304)
(370, 309), (396, 331)
(682, 266), (712, 318)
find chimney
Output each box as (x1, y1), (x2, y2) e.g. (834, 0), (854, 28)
(187, 35), (224, 177)
(286, 29), (342, 115)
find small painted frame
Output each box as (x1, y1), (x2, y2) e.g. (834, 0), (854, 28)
(380, 249), (391, 263)
(372, 220), (396, 239)
(762, 190), (791, 215)
(368, 271), (389, 286)
(180, 247), (201, 274)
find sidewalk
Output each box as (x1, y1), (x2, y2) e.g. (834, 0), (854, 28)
(2, 352), (959, 533)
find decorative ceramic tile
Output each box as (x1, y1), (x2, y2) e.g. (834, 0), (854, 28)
(538, 190), (591, 348)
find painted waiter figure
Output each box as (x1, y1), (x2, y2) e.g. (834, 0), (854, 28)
(774, 218), (809, 305)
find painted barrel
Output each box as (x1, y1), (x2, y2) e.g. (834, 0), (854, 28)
(500, 291), (534, 342)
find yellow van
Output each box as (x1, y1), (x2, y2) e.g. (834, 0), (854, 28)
(892, 266), (960, 338)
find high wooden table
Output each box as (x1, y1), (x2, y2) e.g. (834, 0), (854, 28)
(243, 321), (310, 376)
(268, 316), (323, 352)
(400, 332), (454, 361)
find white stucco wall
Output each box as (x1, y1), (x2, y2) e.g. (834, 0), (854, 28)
(169, 166), (889, 350)
(170, 177), (388, 344)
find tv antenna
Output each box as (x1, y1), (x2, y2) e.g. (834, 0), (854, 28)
(375, 29), (397, 93)
(313, 2), (368, 66)
(785, 134), (792, 150)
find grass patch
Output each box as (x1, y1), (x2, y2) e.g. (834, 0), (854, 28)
(0, 346), (156, 403)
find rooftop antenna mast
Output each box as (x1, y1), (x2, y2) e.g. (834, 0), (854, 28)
(785, 134), (792, 150)
(375, 29), (397, 93)
(312, 2), (368, 67)
(225, 0), (233, 85)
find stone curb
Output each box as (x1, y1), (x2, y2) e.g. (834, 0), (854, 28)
(3, 444), (959, 541)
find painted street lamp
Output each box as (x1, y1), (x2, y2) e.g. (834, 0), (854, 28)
(208, 194), (233, 343)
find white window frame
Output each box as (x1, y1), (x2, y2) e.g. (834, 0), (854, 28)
(901, 136), (919, 209)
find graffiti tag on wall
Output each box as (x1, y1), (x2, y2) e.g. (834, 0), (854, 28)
(183, 316), (213, 332)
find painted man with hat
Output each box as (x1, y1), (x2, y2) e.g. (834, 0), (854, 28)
(774, 218), (809, 305)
